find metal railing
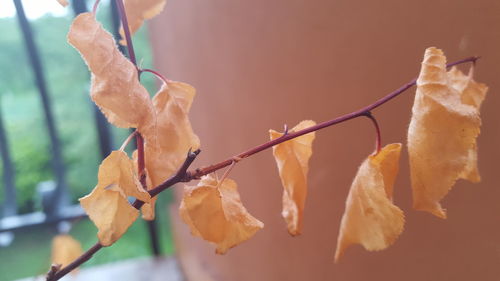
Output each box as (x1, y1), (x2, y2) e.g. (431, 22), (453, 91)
(0, 0), (160, 255)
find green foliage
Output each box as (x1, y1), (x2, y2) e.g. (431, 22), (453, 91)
(0, 6), (155, 212)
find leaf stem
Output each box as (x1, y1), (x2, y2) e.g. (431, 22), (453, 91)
(92, 0), (101, 14)
(363, 112), (382, 154)
(141, 68), (170, 84)
(119, 130), (138, 151)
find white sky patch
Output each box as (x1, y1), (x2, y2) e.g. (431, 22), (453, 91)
(0, 0), (68, 19)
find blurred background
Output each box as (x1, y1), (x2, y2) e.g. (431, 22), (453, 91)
(149, 0), (500, 281)
(0, 1), (176, 280)
(1, 0), (500, 281)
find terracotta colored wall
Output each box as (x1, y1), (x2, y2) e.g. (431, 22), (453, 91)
(150, 1), (500, 280)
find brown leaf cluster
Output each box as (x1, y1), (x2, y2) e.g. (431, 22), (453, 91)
(270, 120), (316, 236)
(69, 12), (198, 230)
(335, 144), (404, 262)
(180, 175), (264, 254)
(51, 234), (83, 269)
(408, 47), (488, 219)
(68, 9), (488, 265)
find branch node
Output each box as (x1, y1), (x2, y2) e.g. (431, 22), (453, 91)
(171, 148), (201, 184)
(283, 124), (289, 135)
(46, 264), (61, 281)
(232, 156), (243, 163)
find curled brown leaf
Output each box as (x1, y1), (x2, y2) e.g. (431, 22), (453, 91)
(67, 12), (155, 132)
(120, 0), (167, 45)
(335, 143), (404, 262)
(408, 47), (488, 218)
(141, 81), (200, 220)
(180, 175), (264, 254)
(269, 120), (316, 236)
(80, 151), (148, 246)
(56, 0), (69, 7)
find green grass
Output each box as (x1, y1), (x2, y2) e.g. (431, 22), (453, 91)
(0, 4), (174, 281)
(0, 194), (175, 281)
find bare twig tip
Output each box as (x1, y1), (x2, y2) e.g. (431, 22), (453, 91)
(283, 124), (289, 135)
(46, 264), (62, 280)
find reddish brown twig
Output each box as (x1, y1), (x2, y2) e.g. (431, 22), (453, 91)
(47, 55), (478, 281)
(114, 0), (148, 190)
(175, 54), (479, 182)
(45, 2), (480, 277)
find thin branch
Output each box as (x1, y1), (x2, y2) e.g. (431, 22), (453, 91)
(49, 243), (103, 280)
(46, 56), (479, 280)
(114, 0), (136, 65)
(114, 0), (148, 193)
(46, 264), (61, 280)
(184, 56), (479, 179)
(135, 134), (147, 186)
(147, 149), (201, 197)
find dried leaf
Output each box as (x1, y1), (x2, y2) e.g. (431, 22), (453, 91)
(180, 175), (264, 254)
(269, 120), (316, 236)
(120, 0), (167, 45)
(141, 81), (200, 220)
(335, 143), (404, 262)
(100, 151), (150, 202)
(80, 151), (147, 246)
(68, 13), (155, 132)
(56, 0), (69, 7)
(52, 234), (82, 269)
(408, 47), (488, 218)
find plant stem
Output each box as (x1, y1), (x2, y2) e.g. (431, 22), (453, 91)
(49, 243), (103, 280)
(114, 0), (136, 65)
(363, 112), (382, 154)
(180, 55), (478, 181)
(114, 0), (147, 189)
(92, 0), (101, 14)
(141, 68), (170, 83)
(46, 53), (479, 280)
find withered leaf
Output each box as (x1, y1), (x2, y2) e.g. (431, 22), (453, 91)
(180, 175), (264, 254)
(56, 0), (69, 7)
(120, 0), (167, 45)
(408, 47), (488, 219)
(80, 151), (149, 246)
(51, 234), (83, 269)
(68, 12), (155, 132)
(141, 81), (200, 220)
(100, 151), (150, 202)
(269, 120), (316, 236)
(335, 143), (404, 262)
